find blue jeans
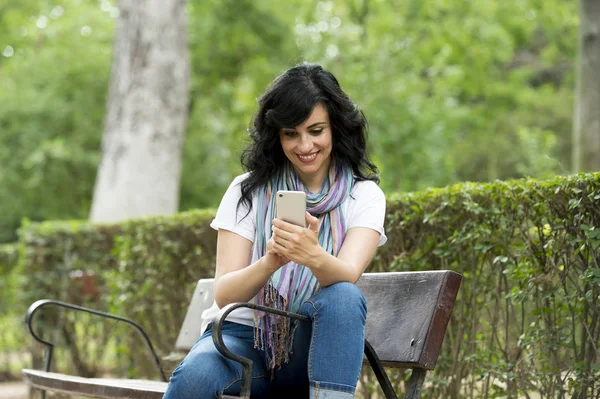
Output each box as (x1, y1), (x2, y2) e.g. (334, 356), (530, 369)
(163, 282), (367, 398)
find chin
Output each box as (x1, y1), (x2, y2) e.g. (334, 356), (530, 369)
(297, 163), (319, 173)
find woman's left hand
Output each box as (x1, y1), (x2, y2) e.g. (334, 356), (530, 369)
(271, 212), (324, 267)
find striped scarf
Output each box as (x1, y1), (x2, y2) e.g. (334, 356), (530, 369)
(252, 160), (354, 370)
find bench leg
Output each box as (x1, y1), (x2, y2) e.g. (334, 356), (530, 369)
(404, 369), (426, 399)
(364, 340), (398, 399)
(32, 387), (46, 399)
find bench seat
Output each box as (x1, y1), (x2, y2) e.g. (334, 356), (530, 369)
(22, 368), (168, 399)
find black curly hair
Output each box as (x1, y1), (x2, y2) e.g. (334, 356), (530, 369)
(238, 62), (379, 214)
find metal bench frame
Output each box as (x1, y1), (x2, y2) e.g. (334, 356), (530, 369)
(23, 271), (462, 399)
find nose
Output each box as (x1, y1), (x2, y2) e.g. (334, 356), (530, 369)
(298, 134), (313, 153)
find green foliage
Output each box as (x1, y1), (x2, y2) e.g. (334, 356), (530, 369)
(15, 210), (217, 376)
(0, 0), (112, 242)
(10, 172), (600, 397)
(0, 243), (19, 309)
(0, 0), (579, 242)
(377, 172), (600, 398)
(0, 243), (26, 379)
(0, 243), (18, 270)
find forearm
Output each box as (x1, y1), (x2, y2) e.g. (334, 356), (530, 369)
(309, 248), (362, 287)
(214, 257), (275, 308)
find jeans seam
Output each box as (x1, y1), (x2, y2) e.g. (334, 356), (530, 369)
(311, 381), (356, 393)
(221, 371), (270, 393)
(306, 299), (319, 381)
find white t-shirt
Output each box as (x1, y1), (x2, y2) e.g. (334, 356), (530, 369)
(200, 172), (387, 333)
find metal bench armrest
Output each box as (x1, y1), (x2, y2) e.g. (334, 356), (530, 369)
(25, 299), (167, 382)
(211, 302), (402, 399)
(211, 302), (309, 398)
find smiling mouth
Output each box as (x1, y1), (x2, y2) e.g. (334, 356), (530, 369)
(297, 152), (318, 162)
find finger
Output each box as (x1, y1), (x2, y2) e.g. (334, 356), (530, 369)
(272, 231), (291, 248)
(273, 218), (301, 233)
(268, 241), (286, 257)
(272, 240), (289, 256)
(273, 226), (293, 241)
(306, 212), (319, 233)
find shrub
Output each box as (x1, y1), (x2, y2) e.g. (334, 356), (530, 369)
(15, 173), (600, 397)
(0, 243), (26, 380)
(377, 172), (600, 398)
(16, 210), (216, 377)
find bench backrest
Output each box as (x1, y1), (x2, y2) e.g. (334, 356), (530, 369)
(175, 271), (461, 370)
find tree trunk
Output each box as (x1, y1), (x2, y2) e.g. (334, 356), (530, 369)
(573, 0), (600, 172)
(90, 0), (189, 222)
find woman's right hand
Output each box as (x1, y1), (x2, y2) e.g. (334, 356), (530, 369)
(264, 234), (290, 272)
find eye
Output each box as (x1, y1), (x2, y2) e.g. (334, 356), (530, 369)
(311, 128), (324, 135)
(283, 130), (297, 137)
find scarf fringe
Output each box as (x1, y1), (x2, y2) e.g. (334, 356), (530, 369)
(254, 284), (298, 371)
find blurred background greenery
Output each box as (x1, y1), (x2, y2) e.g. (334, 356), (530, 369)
(0, 0), (578, 243)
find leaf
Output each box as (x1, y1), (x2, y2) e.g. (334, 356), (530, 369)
(494, 256), (509, 264)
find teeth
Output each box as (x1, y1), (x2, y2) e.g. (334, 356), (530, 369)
(298, 153), (317, 161)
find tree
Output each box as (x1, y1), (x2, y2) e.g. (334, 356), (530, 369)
(0, 0), (579, 240)
(573, 0), (600, 172)
(90, 0), (190, 222)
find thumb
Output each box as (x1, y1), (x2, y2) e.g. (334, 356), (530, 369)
(306, 212), (319, 233)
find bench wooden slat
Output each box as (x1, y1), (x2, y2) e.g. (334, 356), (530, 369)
(356, 270), (461, 369)
(22, 369), (167, 399)
(174, 279), (215, 351)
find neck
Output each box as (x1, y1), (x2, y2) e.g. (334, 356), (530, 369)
(296, 159), (331, 193)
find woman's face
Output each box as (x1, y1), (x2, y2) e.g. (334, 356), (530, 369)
(279, 103), (333, 189)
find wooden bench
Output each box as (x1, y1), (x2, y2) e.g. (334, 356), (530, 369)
(22, 270), (462, 399)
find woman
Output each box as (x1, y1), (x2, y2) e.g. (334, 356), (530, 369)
(163, 62), (387, 398)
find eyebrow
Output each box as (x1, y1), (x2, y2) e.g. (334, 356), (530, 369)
(306, 121), (327, 129)
(282, 121), (327, 131)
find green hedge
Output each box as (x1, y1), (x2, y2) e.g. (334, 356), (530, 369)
(12, 173), (600, 397)
(377, 172), (600, 398)
(16, 209), (217, 377)
(0, 243), (19, 326)
(0, 243), (18, 295)
(0, 243), (26, 380)
(0, 243), (20, 320)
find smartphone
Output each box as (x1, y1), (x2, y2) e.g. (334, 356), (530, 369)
(276, 190), (307, 227)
